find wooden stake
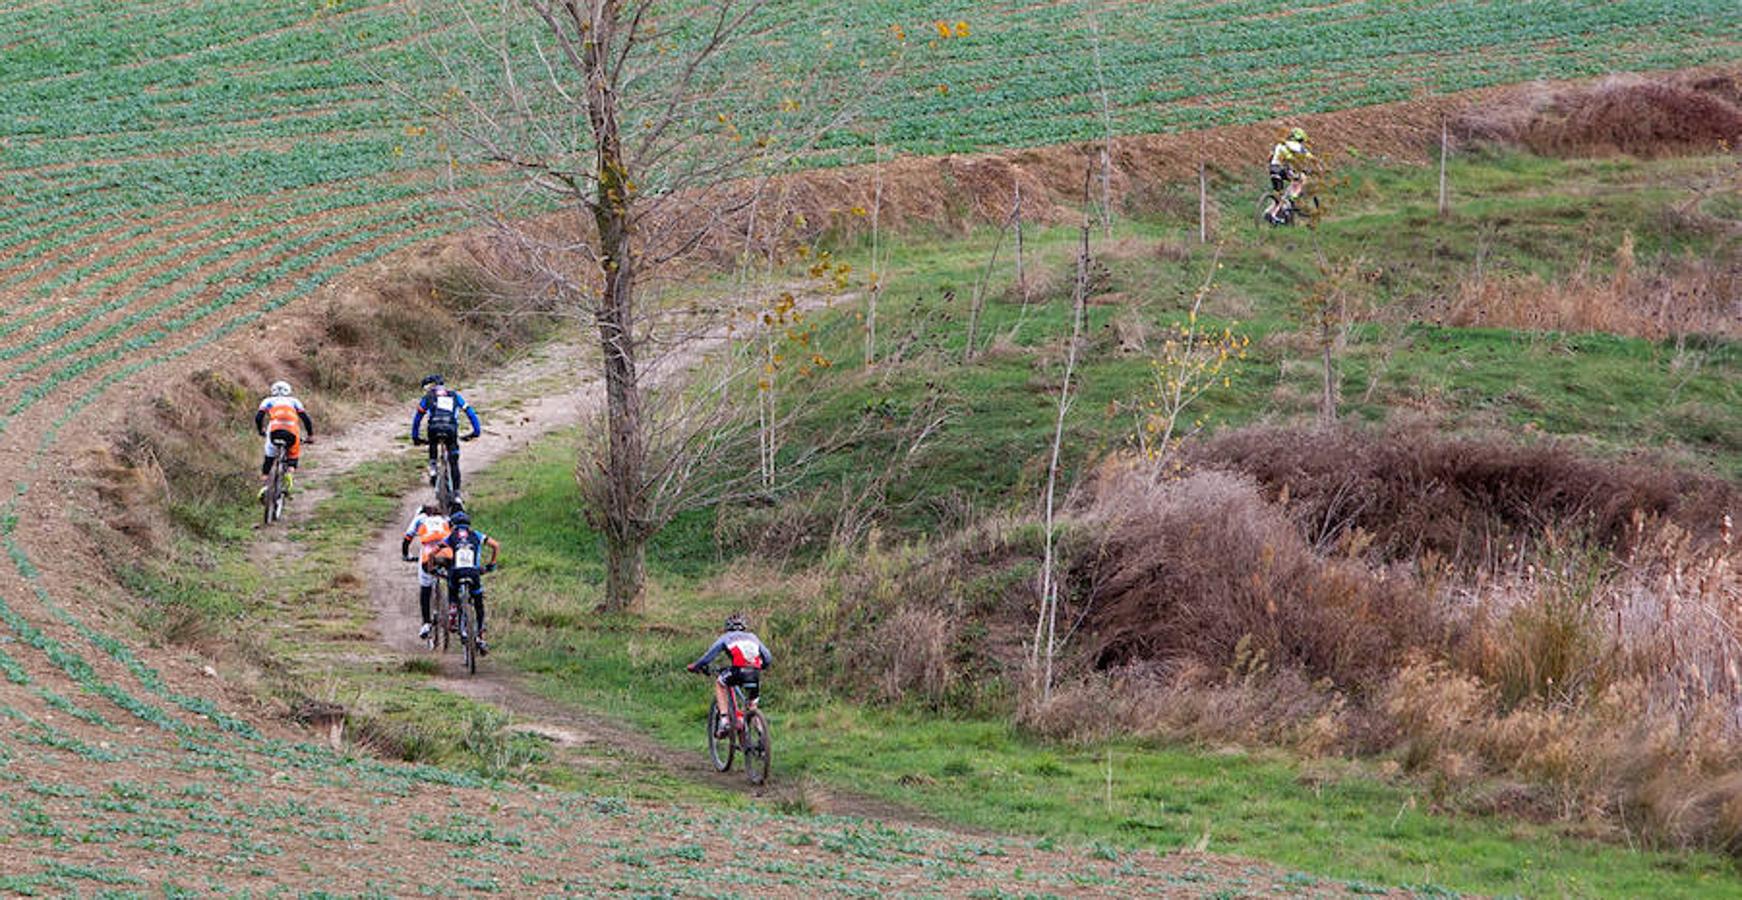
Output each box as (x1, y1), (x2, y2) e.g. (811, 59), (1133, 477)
(1198, 160), (1209, 243)
(1438, 118), (1450, 217)
(1014, 179), (1026, 300)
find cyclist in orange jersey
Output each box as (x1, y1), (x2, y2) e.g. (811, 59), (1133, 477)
(255, 381), (314, 499)
(401, 502), (452, 642)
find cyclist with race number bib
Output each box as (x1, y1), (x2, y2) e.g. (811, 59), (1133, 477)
(424, 511), (499, 655)
(400, 502), (451, 642)
(686, 614), (773, 739)
(409, 374), (481, 500)
(255, 381), (314, 499)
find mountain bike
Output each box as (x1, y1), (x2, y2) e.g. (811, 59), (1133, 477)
(406, 557), (449, 653)
(261, 435), (292, 526)
(418, 431), (476, 514)
(1256, 189), (1318, 227)
(698, 666), (771, 785)
(452, 563), (495, 676)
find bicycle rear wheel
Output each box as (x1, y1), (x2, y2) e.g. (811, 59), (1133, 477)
(1256, 193), (1284, 228)
(263, 457), (285, 525)
(742, 710), (771, 785)
(707, 699), (733, 772)
(429, 577), (446, 652)
(458, 585), (478, 675)
(435, 444), (455, 513)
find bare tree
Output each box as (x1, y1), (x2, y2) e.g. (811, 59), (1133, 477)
(407, 1), (879, 609)
(1032, 172), (1093, 703)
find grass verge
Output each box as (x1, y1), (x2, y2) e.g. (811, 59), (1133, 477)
(467, 425), (1740, 896)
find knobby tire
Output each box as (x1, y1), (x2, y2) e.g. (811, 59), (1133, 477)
(429, 576), (447, 653)
(263, 456), (286, 526)
(435, 444), (455, 514)
(458, 584), (478, 676)
(1256, 193), (1285, 228)
(707, 698), (733, 773)
(742, 709), (771, 785)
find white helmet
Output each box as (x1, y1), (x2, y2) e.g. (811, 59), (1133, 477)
(270, 380), (293, 397)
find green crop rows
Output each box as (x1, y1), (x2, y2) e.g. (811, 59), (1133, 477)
(3, 0), (1736, 439)
(0, 2), (1736, 887)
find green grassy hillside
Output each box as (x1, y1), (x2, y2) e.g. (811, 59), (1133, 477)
(440, 149), (1742, 895)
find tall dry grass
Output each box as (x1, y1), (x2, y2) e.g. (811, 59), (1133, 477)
(764, 421), (1742, 852)
(1047, 435), (1742, 854)
(1440, 235), (1742, 340)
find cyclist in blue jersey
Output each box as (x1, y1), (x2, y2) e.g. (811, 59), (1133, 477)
(425, 511), (500, 655)
(410, 374), (482, 499)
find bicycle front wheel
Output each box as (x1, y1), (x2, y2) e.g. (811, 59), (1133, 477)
(742, 710), (771, 786)
(430, 578), (447, 652)
(707, 699), (733, 773)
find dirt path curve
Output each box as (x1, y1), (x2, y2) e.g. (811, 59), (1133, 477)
(260, 295), (956, 825)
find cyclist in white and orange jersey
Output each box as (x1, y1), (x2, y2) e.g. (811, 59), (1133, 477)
(255, 381), (313, 499)
(400, 502), (452, 642)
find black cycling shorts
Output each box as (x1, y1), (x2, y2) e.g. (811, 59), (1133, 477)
(1269, 164), (1295, 192)
(716, 667), (761, 701)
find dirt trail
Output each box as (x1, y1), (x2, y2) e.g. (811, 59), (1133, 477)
(262, 297), (957, 823)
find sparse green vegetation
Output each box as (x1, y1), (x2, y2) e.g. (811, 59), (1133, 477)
(444, 148), (1742, 895)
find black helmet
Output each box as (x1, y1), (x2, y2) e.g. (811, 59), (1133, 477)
(448, 511), (471, 529)
(421, 502), (441, 516)
(421, 373), (445, 388)
(724, 614), (747, 633)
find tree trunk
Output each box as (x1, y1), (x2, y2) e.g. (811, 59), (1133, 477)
(586, 1), (647, 611)
(594, 189), (648, 610)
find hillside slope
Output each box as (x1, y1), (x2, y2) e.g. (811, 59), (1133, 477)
(6, 0), (1742, 894)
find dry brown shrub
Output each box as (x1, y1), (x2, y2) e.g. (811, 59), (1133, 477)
(1370, 518), (1742, 849)
(1454, 74), (1742, 158)
(867, 606), (958, 703)
(1194, 424), (1739, 567)
(1384, 656), (1491, 772)
(771, 516), (1038, 710)
(1071, 466), (1445, 692)
(995, 262), (1063, 306)
(1041, 427), (1742, 852)
(1109, 311), (1150, 356)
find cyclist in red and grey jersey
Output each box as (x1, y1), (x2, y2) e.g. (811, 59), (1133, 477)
(686, 614), (772, 738)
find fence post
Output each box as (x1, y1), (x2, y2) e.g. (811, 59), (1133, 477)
(1198, 160), (1209, 243)
(1014, 179), (1027, 300)
(1438, 118), (1450, 217)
